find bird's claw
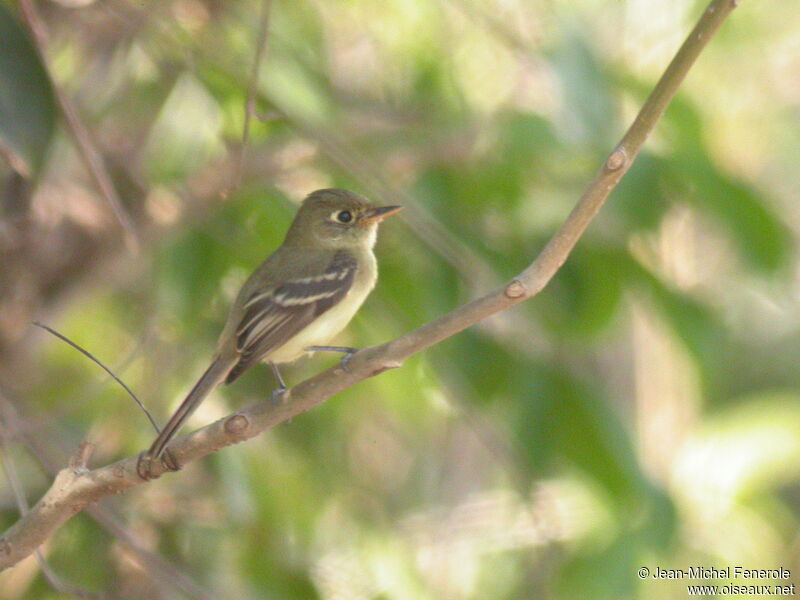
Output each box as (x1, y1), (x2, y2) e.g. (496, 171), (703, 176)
(162, 449), (179, 472)
(270, 386), (288, 405)
(340, 350), (356, 373)
(136, 452), (153, 480)
(136, 449), (180, 480)
(306, 346), (359, 373)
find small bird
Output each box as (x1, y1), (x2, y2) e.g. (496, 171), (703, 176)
(145, 189), (401, 461)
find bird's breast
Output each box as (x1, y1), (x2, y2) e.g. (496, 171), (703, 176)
(266, 252), (377, 364)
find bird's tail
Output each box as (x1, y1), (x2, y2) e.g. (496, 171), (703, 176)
(147, 357), (231, 459)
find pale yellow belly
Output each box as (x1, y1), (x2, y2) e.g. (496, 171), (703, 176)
(266, 259), (376, 364)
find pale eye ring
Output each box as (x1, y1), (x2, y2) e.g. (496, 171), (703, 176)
(334, 210), (353, 223)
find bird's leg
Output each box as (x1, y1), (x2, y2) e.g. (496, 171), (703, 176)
(306, 346), (359, 373)
(269, 362), (288, 404)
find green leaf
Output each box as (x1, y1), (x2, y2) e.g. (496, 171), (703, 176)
(618, 247), (727, 393)
(516, 366), (644, 501)
(0, 4), (56, 176)
(667, 96), (790, 272)
(612, 152), (673, 231)
(680, 158), (791, 272)
(540, 242), (625, 338)
(557, 535), (640, 600)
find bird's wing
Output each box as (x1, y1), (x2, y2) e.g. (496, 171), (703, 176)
(225, 251), (357, 384)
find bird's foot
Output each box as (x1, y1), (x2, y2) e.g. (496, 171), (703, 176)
(306, 346), (359, 373)
(162, 449), (180, 472)
(339, 349), (357, 373)
(270, 385), (288, 405)
(136, 452), (152, 480)
(136, 448), (180, 480)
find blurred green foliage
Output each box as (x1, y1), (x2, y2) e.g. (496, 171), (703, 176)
(0, 4), (55, 177)
(1, 0), (799, 599)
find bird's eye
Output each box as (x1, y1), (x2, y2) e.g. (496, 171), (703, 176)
(335, 210), (353, 223)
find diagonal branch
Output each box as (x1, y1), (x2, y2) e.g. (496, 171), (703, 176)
(0, 428), (108, 598)
(17, 0), (140, 252)
(234, 0), (273, 190)
(0, 0), (741, 571)
(0, 389), (220, 599)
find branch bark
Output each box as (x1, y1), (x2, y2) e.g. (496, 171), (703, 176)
(0, 0), (741, 571)
(0, 388), (220, 599)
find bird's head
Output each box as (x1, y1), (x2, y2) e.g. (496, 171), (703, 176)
(285, 188), (402, 249)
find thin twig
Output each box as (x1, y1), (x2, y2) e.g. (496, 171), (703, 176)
(0, 423), (109, 599)
(32, 322), (160, 434)
(0, 0), (741, 570)
(0, 388), (221, 600)
(17, 0), (139, 253)
(234, 0), (273, 191)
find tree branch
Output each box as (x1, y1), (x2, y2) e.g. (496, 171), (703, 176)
(0, 427), (108, 598)
(17, 0), (140, 253)
(234, 0), (273, 190)
(0, 0), (741, 571)
(0, 388), (220, 598)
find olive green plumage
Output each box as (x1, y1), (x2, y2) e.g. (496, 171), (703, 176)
(147, 189), (402, 460)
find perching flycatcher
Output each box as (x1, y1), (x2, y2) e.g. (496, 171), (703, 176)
(146, 189), (402, 461)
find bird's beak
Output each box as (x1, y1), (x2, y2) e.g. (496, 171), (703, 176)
(359, 205), (403, 226)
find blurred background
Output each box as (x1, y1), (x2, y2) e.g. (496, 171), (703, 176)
(1, 0), (799, 598)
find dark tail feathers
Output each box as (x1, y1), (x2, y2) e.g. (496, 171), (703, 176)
(147, 357), (229, 459)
